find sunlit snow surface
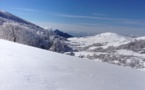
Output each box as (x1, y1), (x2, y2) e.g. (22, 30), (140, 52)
(68, 32), (132, 49)
(0, 39), (145, 90)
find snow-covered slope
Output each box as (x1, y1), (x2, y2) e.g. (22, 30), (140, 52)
(66, 32), (145, 69)
(0, 10), (71, 52)
(68, 32), (132, 48)
(136, 36), (145, 40)
(1, 39), (145, 90)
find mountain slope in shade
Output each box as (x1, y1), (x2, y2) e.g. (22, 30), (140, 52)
(0, 10), (71, 52)
(0, 39), (145, 90)
(54, 29), (73, 38)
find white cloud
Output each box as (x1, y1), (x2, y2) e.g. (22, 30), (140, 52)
(48, 13), (145, 27)
(50, 13), (144, 22)
(51, 13), (119, 20)
(92, 13), (106, 16)
(11, 8), (38, 12)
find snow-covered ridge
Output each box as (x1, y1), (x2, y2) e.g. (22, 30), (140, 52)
(66, 32), (145, 69)
(0, 10), (7, 13)
(136, 36), (145, 40)
(0, 10), (71, 52)
(0, 10), (33, 25)
(0, 39), (145, 90)
(69, 32), (132, 43)
(68, 32), (132, 49)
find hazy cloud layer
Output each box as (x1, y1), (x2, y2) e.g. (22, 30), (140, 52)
(34, 22), (145, 36)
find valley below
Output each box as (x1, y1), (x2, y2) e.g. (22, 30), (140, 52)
(66, 32), (145, 69)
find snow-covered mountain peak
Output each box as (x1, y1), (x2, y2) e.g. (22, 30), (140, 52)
(94, 32), (132, 43)
(136, 36), (145, 40)
(0, 10), (7, 13)
(0, 10), (34, 25)
(68, 32), (132, 48)
(96, 32), (124, 37)
(0, 10), (15, 17)
(97, 32), (119, 37)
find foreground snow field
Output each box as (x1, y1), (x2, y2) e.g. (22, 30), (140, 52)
(0, 39), (145, 90)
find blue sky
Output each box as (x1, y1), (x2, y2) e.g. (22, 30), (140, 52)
(0, 0), (145, 35)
